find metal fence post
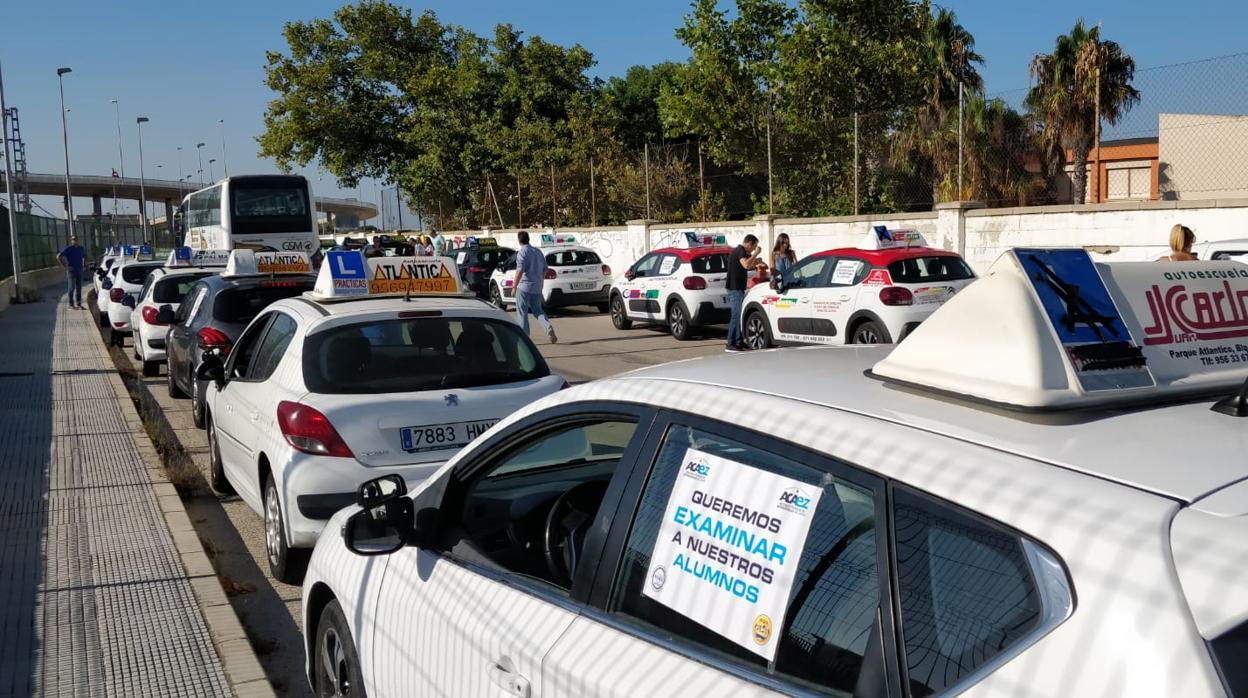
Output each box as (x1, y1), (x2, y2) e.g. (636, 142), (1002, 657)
(766, 104), (774, 215)
(644, 143), (652, 220)
(853, 112), (860, 216)
(958, 81), (964, 200)
(0, 60), (21, 292)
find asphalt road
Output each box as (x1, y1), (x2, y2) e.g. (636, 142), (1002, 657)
(105, 299), (726, 696)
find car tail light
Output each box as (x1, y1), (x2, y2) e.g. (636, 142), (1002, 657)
(112, 322), (127, 328)
(601, 265), (611, 276)
(197, 327), (233, 356)
(110, 288), (125, 303)
(683, 276), (707, 290)
(544, 268), (557, 280)
(142, 306), (166, 326)
(468, 266), (487, 274)
(276, 401), (354, 458)
(879, 287), (914, 306)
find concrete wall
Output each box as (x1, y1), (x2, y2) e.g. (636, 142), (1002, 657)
(0, 266), (73, 314)
(443, 197), (1248, 277)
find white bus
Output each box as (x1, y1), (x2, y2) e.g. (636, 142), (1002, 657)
(178, 174), (318, 255)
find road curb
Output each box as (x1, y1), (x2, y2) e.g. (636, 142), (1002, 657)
(102, 347), (277, 697)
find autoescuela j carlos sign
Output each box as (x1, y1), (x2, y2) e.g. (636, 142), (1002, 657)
(642, 448), (822, 660)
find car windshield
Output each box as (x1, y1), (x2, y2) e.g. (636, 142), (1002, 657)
(477, 248), (508, 266)
(546, 249), (600, 267)
(212, 281), (314, 323)
(887, 255), (975, 284)
(121, 264), (161, 285)
(153, 273), (212, 304)
(303, 316), (549, 394)
(691, 253), (729, 274)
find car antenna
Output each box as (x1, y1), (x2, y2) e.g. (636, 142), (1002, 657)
(1211, 376), (1248, 417)
(404, 286), (411, 303)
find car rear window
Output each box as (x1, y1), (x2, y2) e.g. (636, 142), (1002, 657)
(212, 282), (314, 323)
(121, 264), (161, 285)
(887, 256), (974, 284)
(303, 317), (549, 394)
(153, 274), (212, 304)
(691, 253), (729, 274)
(547, 249), (601, 267)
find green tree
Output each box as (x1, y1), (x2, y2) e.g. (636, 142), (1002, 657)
(1026, 20), (1138, 204)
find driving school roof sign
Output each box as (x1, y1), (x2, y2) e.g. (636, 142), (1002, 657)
(860, 226), (927, 250)
(313, 250), (462, 299)
(223, 250), (313, 277)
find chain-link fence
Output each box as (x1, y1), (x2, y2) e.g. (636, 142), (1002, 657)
(0, 210), (147, 278)
(430, 51), (1248, 229)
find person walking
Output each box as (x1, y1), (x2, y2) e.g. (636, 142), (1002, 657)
(58, 235), (87, 310)
(432, 228), (447, 257)
(1158, 224), (1198, 262)
(726, 234), (764, 352)
(513, 230), (557, 344)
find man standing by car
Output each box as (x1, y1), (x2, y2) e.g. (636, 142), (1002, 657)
(58, 234), (87, 310)
(432, 228), (447, 257)
(726, 234), (764, 352)
(513, 230), (557, 344)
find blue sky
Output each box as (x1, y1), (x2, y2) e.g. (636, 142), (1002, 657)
(4, 0), (1247, 222)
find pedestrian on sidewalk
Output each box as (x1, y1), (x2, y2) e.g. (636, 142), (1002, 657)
(58, 235), (87, 309)
(513, 230), (557, 344)
(726, 234), (765, 352)
(1158, 224), (1197, 262)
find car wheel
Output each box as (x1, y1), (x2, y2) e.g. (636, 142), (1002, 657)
(206, 413), (234, 495)
(167, 361), (187, 398)
(489, 283), (505, 309)
(610, 293), (632, 330)
(314, 599), (364, 698)
(98, 309), (109, 328)
(851, 320), (890, 345)
(744, 310), (773, 350)
(142, 360), (160, 378)
(191, 377), (207, 429)
(668, 299), (693, 341)
(265, 475), (308, 584)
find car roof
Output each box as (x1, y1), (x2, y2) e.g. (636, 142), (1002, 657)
(648, 245), (733, 262)
(810, 246), (962, 265)
(612, 346), (1248, 504)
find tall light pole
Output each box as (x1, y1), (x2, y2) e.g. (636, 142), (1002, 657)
(137, 117), (150, 237)
(176, 146), (185, 201)
(110, 99), (125, 178)
(208, 159), (216, 182)
(1, 60), (22, 297)
(56, 67), (74, 228)
(218, 119), (228, 177)
(196, 142), (205, 185)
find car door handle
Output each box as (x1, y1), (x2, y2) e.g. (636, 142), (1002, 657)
(489, 661), (531, 698)
(840, 295), (851, 302)
(249, 411), (259, 422)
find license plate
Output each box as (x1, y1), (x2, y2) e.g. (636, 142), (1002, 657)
(571, 281), (596, 291)
(400, 420), (497, 453)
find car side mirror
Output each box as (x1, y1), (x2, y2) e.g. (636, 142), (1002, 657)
(357, 473), (406, 507)
(122, 295), (136, 309)
(343, 497), (414, 556)
(624, 269), (635, 281)
(774, 274), (789, 293)
(156, 305), (176, 325)
(196, 354), (226, 390)
(96, 269), (105, 279)
(101, 279), (113, 290)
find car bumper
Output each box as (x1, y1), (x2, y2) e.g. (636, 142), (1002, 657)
(283, 456), (444, 548)
(546, 284), (610, 308)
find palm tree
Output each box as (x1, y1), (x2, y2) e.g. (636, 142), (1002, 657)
(1026, 20), (1139, 204)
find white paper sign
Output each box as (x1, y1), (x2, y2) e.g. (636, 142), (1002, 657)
(642, 448), (823, 660)
(658, 256), (678, 276)
(831, 259), (862, 285)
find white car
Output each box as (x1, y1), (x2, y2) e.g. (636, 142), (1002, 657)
(301, 249), (1248, 697)
(130, 249), (230, 377)
(609, 241), (739, 340)
(489, 235), (611, 312)
(102, 252), (163, 347)
(742, 228), (976, 348)
(1194, 238), (1248, 262)
(200, 250), (567, 582)
(92, 246), (123, 299)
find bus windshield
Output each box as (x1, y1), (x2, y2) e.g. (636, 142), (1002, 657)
(229, 179), (312, 236)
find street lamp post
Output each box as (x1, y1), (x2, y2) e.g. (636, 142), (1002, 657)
(219, 119), (228, 177)
(208, 159), (216, 182)
(177, 146), (185, 200)
(196, 142), (205, 185)
(1, 60), (23, 299)
(56, 67), (74, 230)
(137, 117), (150, 237)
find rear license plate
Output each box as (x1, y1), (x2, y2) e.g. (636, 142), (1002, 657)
(400, 420), (497, 453)
(570, 281), (597, 291)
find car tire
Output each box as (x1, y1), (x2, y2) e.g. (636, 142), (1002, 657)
(141, 360), (160, 378)
(610, 293), (632, 330)
(744, 310), (773, 350)
(191, 377), (207, 429)
(851, 319), (891, 345)
(98, 309), (109, 328)
(265, 475), (308, 584)
(668, 299), (694, 341)
(314, 599), (365, 698)
(206, 412), (234, 495)
(167, 362), (188, 398)
(596, 301), (610, 313)
(489, 283), (505, 309)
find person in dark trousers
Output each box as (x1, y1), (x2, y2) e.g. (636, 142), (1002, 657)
(512, 230), (558, 344)
(725, 234), (765, 352)
(58, 235), (87, 309)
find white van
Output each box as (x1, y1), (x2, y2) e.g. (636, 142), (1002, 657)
(179, 174), (318, 256)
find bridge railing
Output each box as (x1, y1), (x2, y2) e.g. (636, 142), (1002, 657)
(0, 211), (161, 278)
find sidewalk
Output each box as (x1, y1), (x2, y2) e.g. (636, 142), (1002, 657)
(0, 290), (233, 696)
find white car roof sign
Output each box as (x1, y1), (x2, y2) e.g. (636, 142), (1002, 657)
(677, 231), (728, 248)
(860, 226), (927, 250)
(309, 250), (462, 300)
(223, 250), (312, 277)
(166, 247), (230, 268)
(872, 248), (1248, 409)
(539, 233), (577, 247)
